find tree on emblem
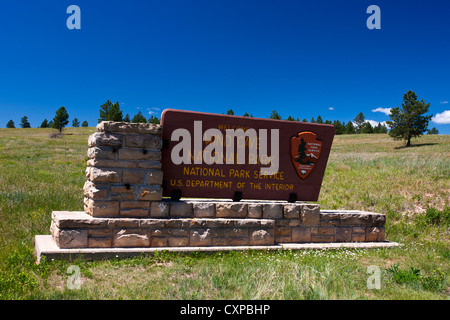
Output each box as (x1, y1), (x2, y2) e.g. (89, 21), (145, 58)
(296, 138), (307, 164)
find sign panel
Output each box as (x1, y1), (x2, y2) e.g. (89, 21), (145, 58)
(161, 109), (335, 201)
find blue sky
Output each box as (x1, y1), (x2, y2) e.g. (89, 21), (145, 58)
(1, 0), (450, 133)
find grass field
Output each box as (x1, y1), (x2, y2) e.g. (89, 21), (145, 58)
(0, 127), (448, 299)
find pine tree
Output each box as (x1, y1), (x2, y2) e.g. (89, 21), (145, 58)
(386, 90), (432, 146)
(226, 109), (234, 115)
(310, 117), (316, 123)
(6, 120), (15, 128)
(270, 110), (282, 120)
(354, 112), (365, 133)
(81, 120), (89, 127)
(98, 100), (123, 122)
(40, 119), (49, 128)
(316, 115), (323, 124)
(296, 138), (307, 163)
(286, 115), (295, 121)
(131, 111), (147, 123)
(148, 115), (160, 124)
(345, 121), (356, 134)
(20, 116), (31, 128)
(302, 118), (308, 123)
(427, 127), (438, 135)
(243, 112), (250, 117)
(123, 114), (130, 122)
(52, 106), (69, 133)
(72, 118), (80, 127)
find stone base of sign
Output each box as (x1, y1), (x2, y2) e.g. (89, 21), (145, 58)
(34, 200), (393, 261)
(34, 234), (399, 263)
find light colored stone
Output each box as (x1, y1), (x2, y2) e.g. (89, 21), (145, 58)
(89, 167), (121, 183)
(113, 229), (150, 247)
(88, 132), (123, 148)
(190, 229), (212, 246)
(86, 199), (120, 217)
(97, 121), (161, 135)
(216, 203), (248, 218)
(83, 181), (108, 200)
(87, 146), (116, 160)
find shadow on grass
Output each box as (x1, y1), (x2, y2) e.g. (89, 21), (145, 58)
(394, 143), (438, 149)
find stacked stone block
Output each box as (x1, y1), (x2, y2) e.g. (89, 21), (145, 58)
(83, 121), (163, 217)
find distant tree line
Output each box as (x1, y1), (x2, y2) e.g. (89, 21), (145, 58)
(5, 99), (161, 130)
(225, 108), (389, 135)
(6, 106), (88, 131)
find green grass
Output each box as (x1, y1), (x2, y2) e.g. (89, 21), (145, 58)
(0, 128), (448, 299)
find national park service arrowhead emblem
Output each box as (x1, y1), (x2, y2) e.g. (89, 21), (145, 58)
(290, 131), (323, 179)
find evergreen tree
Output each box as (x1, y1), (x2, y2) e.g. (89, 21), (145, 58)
(72, 118), (80, 127)
(345, 121), (356, 134)
(52, 106), (69, 133)
(354, 112), (365, 133)
(131, 111), (147, 123)
(226, 109), (234, 115)
(386, 90), (432, 147)
(123, 114), (130, 122)
(316, 115), (323, 124)
(310, 117), (316, 123)
(302, 118), (308, 123)
(286, 115), (295, 121)
(98, 100), (123, 122)
(6, 120), (15, 128)
(269, 110), (282, 120)
(360, 121), (373, 134)
(427, 127), (439, 135)
(148, 115), (160, 124)
(81, 120), (89, 127)
(20, 116), (31, 128)
(333, 120), (345, 135)
(324, 120), (332, 125)
(40, 119), (49, 128)
(243, 112), (250, 117)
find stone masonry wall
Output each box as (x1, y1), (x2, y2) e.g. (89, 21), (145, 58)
(50, 121), (386, 249)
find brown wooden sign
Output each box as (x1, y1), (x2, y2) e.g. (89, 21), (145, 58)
(161, 109), (335, 202)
